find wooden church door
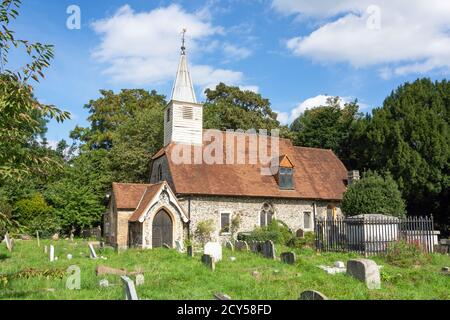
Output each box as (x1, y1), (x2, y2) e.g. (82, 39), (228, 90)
(152, 210), (173, 248)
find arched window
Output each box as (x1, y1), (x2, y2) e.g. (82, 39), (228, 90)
(260, 203), (274, 227)
(158, 164), (163, 182)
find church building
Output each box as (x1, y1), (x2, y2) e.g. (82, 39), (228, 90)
(104, 38), (353, 250)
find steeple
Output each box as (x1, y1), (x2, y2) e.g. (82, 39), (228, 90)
(164, 29), (203, 147)
(170, 28), (197, 103)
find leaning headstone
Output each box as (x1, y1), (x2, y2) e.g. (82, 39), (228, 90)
(163, 243), (171, 249)
(299, 290), (328, 300)
(121, 276), (139, 300)
(36, 231), (40, 247)
(187, 245), (194, 257)
(225, 241), (234, 251)
(214, 293), (232, 300)
(4, 233), (13, 252)
(280, 252), (296, 265)
(347, 259), (381, 290)
(201, 254), (215, 271)
(204, 242), (222, 262)
(261, 240), (276, 260)
(135, 274), (145, 287)
(88, 243), (98, 259)
(175, 240), (184, 253)
(49, 245), (55, 262)
(235, 241), (249, 251)
(296, 229), (305, 238)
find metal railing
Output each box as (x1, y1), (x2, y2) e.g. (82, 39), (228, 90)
(315, 215), (436, 255)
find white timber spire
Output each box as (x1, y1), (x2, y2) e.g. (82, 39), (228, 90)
(171, 28), (197, 103)
(164, 28), (203, 147)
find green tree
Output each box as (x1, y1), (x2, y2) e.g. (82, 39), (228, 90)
(74, 89), (166, 150)
(353, 79), (449, 231)
(108, 100), (164, 182)
(342, 171), (406, 218)
(203, 83), (290, 136)
(45, 150), (111, 234)
(290, 97), (360, 166)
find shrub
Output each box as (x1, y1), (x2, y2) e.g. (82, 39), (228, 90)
(194, 219), (215, 245)
(384, 240), (431, 267)
(342, 170), (406, 218)
(13, 194), (60, 236)
(287, 231), (315, 249)
(239, 220), (293, 245)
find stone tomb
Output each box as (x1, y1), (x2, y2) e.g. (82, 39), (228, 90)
(204, 242), (222, 262)
(261, 240), (276, 260)
(347, 259), (381, 290)
(201, 254), (215, 271)
(235, 241), (249, 251)
(280, 252), (296, 265)
(299, 290), (328, 300)
(121, 276), (139, 300)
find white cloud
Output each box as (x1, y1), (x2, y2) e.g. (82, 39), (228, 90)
(278, 95), (352, 124)
(239, 85), (259, 93)
(223, 43), (252, 61)
(275, 0), (450, 77)
(91, 4), (256, 89)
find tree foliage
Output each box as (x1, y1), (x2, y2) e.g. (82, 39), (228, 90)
(342, 171), (406, 218)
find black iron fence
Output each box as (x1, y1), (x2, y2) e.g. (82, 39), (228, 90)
(314, 215), (436, 255)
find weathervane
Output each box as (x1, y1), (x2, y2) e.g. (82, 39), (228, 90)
(181, 28), (187, 55)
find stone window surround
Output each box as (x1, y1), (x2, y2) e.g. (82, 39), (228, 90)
(260, 202), (275, 227)
(219, 210), (232, 235)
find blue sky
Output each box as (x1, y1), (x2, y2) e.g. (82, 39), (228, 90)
(9, 0), (450, 146)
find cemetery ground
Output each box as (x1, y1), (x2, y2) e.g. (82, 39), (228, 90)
(0, 239), (449, 300)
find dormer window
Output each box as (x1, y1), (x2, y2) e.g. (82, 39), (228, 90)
(279, 167), (293, 190)
(274, 154), (295, 190)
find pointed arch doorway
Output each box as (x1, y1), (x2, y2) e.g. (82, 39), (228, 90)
(152, 209), (173, 248)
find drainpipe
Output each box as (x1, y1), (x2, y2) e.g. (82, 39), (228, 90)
(187, 196), (192, 241)
(313, 201), (317, 225)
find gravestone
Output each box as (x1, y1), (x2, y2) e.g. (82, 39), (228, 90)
(204, 242), (222, 262)
(36, 231), (40, 247)
(67, 254), (73, 260)
(187, 245), (194, 257)
(135, 274), (145, 286)
(88, 243), (98, 259)
(235, 241), (249, 251)
(121, 276), (139, 300)
(49, 245), (55, 262)
(225, 241), (234, 251)
(280, 252), (296, 265)
(296, 229), (305, 238)
(99, 279), (109, 288)
(347, 259), (381, 289)
(261, 240), (276, 260)
(70, 227), (75, 242)
(163, 243), (171, 249)
(44, 245), (48, 254)
(175, 240), (184, 253)
(334, 261), (345, 269)
(299, 290), (328, 300)
(214, 293), (232, 300)
(201, 254), (215, 271)
(4, 233), (13, 252)
(52, 233), (59, 241)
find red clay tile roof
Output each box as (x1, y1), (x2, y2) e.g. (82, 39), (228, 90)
(112, 182), (154, 209)
(128, 183), (165, 222)
(160, 131), (348, 200)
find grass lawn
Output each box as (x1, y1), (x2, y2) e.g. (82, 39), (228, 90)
(0, 239), (449, 300)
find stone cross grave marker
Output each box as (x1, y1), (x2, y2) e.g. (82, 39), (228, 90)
(121, 276), (139, 300)
(201, 254), (215, 271)
(225, 241), (234, 251)
(235, 241), (249, 251)
(175, 240), (184, 253)
(187, 245), (194, 257)
(204, 242), (222, 262)
(262, 240), (276, 260)
(347, 259), (381, 290)
(49, 245), (55, 262)
(280, 252), (296, 265)
(88, 243), (98, 259)
(4, 232), (13, 252)
(299, 290), (328, 300)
